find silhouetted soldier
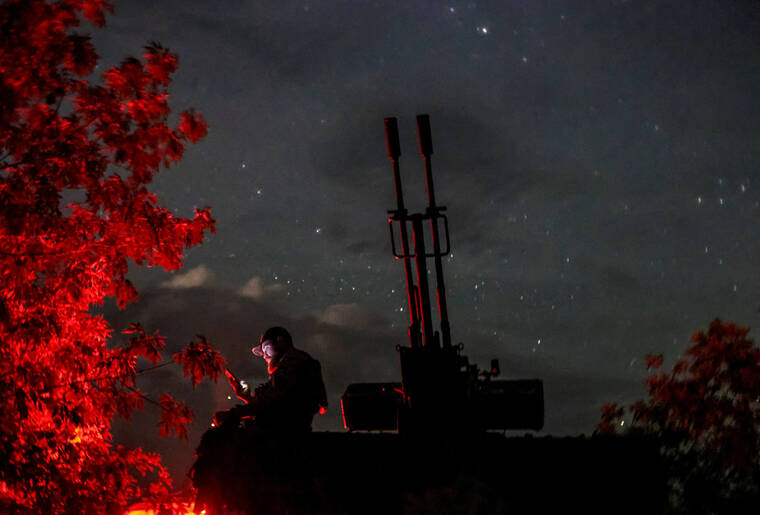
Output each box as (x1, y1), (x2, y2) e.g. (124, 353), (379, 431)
(193, 327), (327, 513)
(225, 326), (328, 433)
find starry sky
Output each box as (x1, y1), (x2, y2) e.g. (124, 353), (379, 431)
(92, 0), (760, 484)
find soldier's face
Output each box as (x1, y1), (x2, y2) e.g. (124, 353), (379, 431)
(259, 339), (275, 359)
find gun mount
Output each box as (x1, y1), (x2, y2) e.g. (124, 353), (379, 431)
(341, 115), (544, 434)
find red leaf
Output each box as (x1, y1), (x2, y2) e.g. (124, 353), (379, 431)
(158, 394), (193, 440)
(173, 335), (226, 388)
(123, 323), (165, 364)
(178, 110), (208, 143)
(144, 42), (178, 86)
(116, 278), (138, 309)
(82, 0), (114, 27)
(644, 353), (664, 370)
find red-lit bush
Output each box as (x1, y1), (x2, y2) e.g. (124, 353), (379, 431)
(599, 319), (760, 512)
(0, 1), (223, 512)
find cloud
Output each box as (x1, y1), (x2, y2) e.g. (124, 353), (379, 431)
(237, 276), (283, 299)
(315, 303), (378, 328)
(160, 265), (212, 289)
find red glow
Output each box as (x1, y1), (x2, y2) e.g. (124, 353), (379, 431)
(126, 501), (203, 515)
(0, 1), (222, 511)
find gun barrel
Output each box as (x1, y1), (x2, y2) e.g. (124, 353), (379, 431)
(385, 117), (401, 160)
(385, 117), (421, 348)
(416, 114), (452, 348)
(416, 113), (434, 156)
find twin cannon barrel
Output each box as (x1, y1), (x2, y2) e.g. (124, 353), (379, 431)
(341, 115), (543, 434)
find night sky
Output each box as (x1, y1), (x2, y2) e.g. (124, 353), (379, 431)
(93, 0), (760, 485)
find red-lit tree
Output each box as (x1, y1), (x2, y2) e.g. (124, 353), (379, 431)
(0, 1), (224, 513)
(598, 319), (760, 513)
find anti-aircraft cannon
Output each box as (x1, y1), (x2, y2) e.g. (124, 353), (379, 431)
(340, 114), (544, 434)
(191, 115), (666, 515)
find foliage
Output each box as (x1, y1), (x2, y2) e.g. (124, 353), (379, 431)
(598, 319), (760, 513)
(0, 1), (224, 512)
(174, 335), (225, 389)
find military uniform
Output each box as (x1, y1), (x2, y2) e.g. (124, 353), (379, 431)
(235, 346), (328, 433)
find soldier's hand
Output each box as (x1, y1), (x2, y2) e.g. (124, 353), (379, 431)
(229, 378), (252, 403)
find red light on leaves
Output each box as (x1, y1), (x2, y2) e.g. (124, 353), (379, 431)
(158, 395), (193, 440)
(179, 110), (208, 143)
(0, 0), (220, 511)
(598, 319), (760, 473)
(644, 353), (663, 370)
(174, 335), (226, 389)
